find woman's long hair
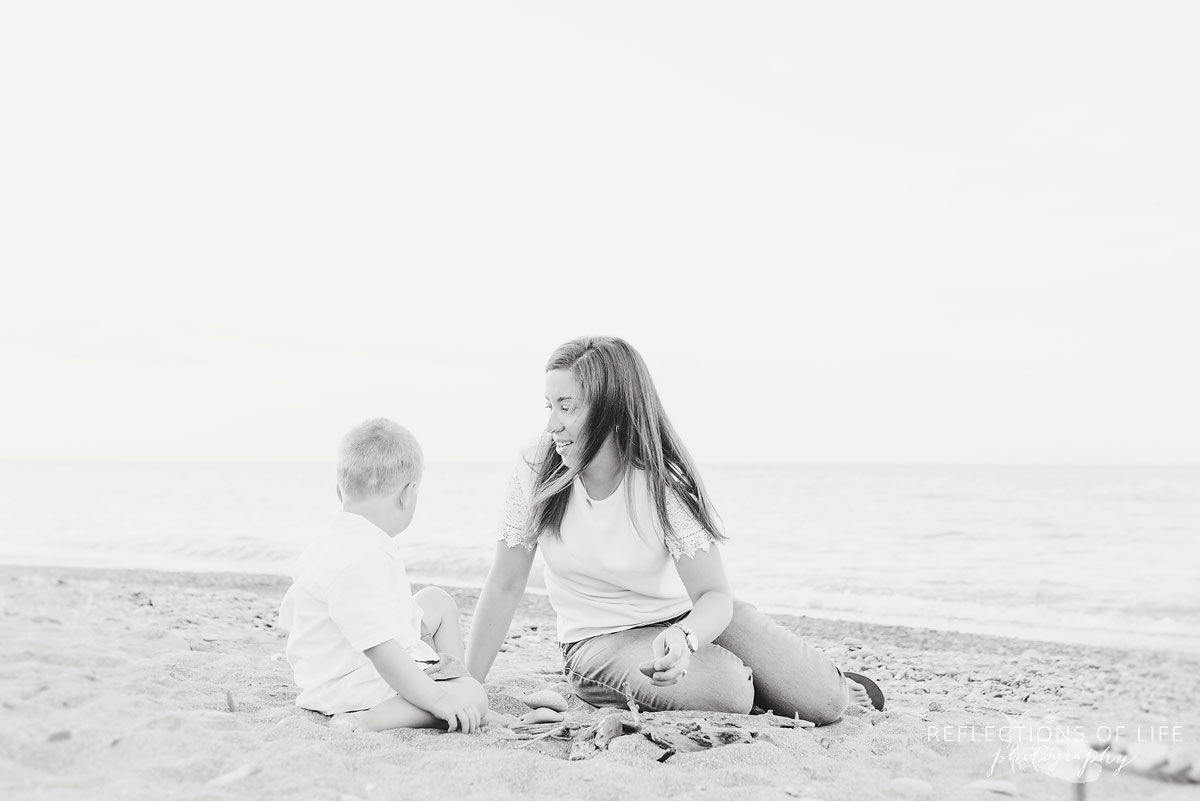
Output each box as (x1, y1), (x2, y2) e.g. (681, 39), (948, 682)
(527, 336), (725, 551)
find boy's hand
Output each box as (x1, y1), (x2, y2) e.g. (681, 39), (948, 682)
(430, 693), (482, 733)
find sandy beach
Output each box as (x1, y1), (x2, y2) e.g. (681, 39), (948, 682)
(2, 565), (1197, 801)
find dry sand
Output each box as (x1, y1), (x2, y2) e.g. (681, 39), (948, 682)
(2, 565), (1197, 801)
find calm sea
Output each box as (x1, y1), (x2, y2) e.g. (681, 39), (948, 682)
(1, 461), (1196, 653)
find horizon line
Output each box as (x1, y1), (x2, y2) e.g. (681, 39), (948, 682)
(2, 458), (1197, 469)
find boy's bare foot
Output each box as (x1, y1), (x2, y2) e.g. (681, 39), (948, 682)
(483, 710), (516, 729)
(331, 712), (363, 732)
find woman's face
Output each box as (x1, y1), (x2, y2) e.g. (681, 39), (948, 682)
(545, 368), (586, 468)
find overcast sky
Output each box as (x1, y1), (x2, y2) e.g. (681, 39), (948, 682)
(2, 2), (1197, 464)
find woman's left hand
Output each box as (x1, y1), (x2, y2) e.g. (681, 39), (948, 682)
(642, 626), (691, 686)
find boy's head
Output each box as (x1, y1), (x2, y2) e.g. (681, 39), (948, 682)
(337, 418), (424, 535)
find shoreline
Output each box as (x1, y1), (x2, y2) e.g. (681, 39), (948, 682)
(6, 559), (1194, 656)
(4, 564), (1198, 800)
(4, 562), (1191, 665)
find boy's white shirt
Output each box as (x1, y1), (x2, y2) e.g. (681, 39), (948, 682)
(279, 512), (440, 715)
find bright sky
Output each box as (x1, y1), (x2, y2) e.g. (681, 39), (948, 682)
(2, 2), (1197, 464)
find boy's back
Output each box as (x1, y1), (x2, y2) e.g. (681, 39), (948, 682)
(278, 417), (487, 733)
(280, 513), (439, 715)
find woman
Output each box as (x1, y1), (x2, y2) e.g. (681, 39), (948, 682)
(465, 336), (880, 722)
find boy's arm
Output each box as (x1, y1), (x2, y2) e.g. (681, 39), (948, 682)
(364, 639), (444, 710)
(363, 639), (478, 731)
(322, 556), (479, 731)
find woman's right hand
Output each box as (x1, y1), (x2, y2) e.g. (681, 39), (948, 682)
(642, 626), (692, 686)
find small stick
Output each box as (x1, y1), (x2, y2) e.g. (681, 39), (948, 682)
(622, 682), (643, 727)
(509, 722), (559, 734)
(225, 690), (236, 713)
(516, 724), (572, 747)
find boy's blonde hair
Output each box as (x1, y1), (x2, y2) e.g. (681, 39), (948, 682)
(337, 418), (424, 501)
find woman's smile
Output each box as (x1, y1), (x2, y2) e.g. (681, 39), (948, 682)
(545, 368), (584, 467)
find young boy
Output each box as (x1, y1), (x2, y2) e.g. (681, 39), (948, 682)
(278, 418), (488, 733)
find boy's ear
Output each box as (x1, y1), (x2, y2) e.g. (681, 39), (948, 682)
(397, 480), (418, 509)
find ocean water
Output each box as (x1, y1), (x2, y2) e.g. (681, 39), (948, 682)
(1, 461), (1196, 653)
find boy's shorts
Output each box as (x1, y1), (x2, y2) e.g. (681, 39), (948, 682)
(418, 617), (472, 682)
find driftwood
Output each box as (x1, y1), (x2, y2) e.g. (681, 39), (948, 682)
(564, 709), (768, 762)
(568, 713), (627, 760)
(640, 718), (758, 761)
(503, 683), (817, 762)
(563, 687), (811, 762)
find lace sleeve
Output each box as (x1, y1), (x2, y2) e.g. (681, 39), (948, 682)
(495, 468), (536, 552)
(664, 489), (715, 560)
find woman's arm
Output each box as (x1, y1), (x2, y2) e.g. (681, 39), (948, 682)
(465, 540), (537, 681)
(646, 543), (734, 686)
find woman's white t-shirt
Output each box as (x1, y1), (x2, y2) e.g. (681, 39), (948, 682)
(497, 440), (717, 644)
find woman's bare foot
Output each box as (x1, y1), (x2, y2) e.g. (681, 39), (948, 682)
(847, 679), (873, 708)
(843, 671), (885, 711)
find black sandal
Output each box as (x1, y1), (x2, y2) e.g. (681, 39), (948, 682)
(843, 671), (885, 711)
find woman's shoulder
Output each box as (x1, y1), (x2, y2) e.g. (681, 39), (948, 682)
(509, 434), (553, 495)
(517, 434), (552, 465)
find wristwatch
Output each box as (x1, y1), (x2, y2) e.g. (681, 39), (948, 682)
(670, 623), (699, 653)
